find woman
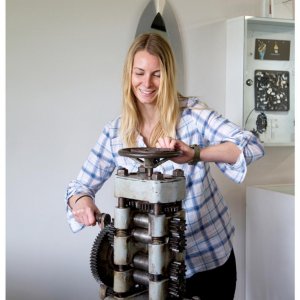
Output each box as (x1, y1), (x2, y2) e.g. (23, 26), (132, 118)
(66, 33), (264, 299)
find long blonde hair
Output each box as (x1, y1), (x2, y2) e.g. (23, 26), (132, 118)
(120, 33), (181, 147)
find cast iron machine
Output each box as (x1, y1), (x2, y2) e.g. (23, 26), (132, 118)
(90, 148), (187, 300)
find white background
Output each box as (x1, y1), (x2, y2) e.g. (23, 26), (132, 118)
(6, 1), (295, 299)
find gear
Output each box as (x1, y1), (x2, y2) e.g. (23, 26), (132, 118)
(168, 260), (186, 298)
(169, 217), (186, 253)
(90, 224), (115, 287)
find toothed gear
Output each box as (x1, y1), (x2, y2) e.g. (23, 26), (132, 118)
(168, 260), (186, 298)
(90, 224), (115, 287)
(169, 217), (186, 253)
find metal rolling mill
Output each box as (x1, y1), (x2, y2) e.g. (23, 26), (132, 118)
(90, 148), (187, 300)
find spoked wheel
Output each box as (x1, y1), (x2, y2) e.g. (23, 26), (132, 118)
(118, 147), (182, 176)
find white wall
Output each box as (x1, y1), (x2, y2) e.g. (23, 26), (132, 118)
(6, 1), (294, 300)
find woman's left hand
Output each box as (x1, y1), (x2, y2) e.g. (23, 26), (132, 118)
(156, 137), (194, 164)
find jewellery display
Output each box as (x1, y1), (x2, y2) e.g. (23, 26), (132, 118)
(254, 70), (289, 112)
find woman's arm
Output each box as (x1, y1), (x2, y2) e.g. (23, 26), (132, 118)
(156, 137), (241, 165)
(65, 122), (117, 232)
(68, 195), (100, 227)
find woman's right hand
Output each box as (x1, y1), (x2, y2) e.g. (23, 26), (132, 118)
(69, 195), (101, 227)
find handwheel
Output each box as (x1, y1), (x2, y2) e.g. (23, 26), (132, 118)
(118, 147), (182, 174)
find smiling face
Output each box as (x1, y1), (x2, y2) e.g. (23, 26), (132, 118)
(131, 50), (161, 106)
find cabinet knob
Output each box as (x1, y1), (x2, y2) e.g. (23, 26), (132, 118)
(246, 79), (253, 86)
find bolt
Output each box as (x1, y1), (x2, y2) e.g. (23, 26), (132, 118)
(173, 169), (184, 177)
(138, 165), (146, 173)
(151, 172), (164, 180)
(117, 167), (128, 176)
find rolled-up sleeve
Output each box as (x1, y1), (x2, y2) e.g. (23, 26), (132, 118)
(65, 123), (116, 232)
(200, 110), (265, 183)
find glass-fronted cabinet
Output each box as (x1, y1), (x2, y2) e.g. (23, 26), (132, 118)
(226, 16), (295, 146)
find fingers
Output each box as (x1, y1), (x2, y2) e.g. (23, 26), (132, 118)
(156, 138), (195, 164)
(73, 207), (97, 226)
(156, 137), (177, 149)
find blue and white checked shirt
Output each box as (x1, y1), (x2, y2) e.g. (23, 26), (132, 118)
(66, 97), (264, 278)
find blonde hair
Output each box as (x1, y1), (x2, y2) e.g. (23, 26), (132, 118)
(120, 33), (181, 147)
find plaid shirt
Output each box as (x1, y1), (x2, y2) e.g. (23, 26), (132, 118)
(66, 97), (264, 277)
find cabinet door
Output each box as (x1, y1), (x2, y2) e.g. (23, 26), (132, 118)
(243, 18), (295, 146)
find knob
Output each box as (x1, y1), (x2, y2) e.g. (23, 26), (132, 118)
(246, 79), (253, 86)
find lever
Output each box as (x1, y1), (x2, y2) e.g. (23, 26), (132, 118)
(96, 213), (111, 228)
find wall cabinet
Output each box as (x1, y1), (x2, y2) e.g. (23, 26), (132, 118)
(225, 17), (295, 146)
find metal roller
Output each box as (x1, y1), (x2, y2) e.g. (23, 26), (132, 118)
(133, 213), (149, 229)
(132, 228), (152, 244)
(133, 269), (149, 286)
(133, 253), (149, 271)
